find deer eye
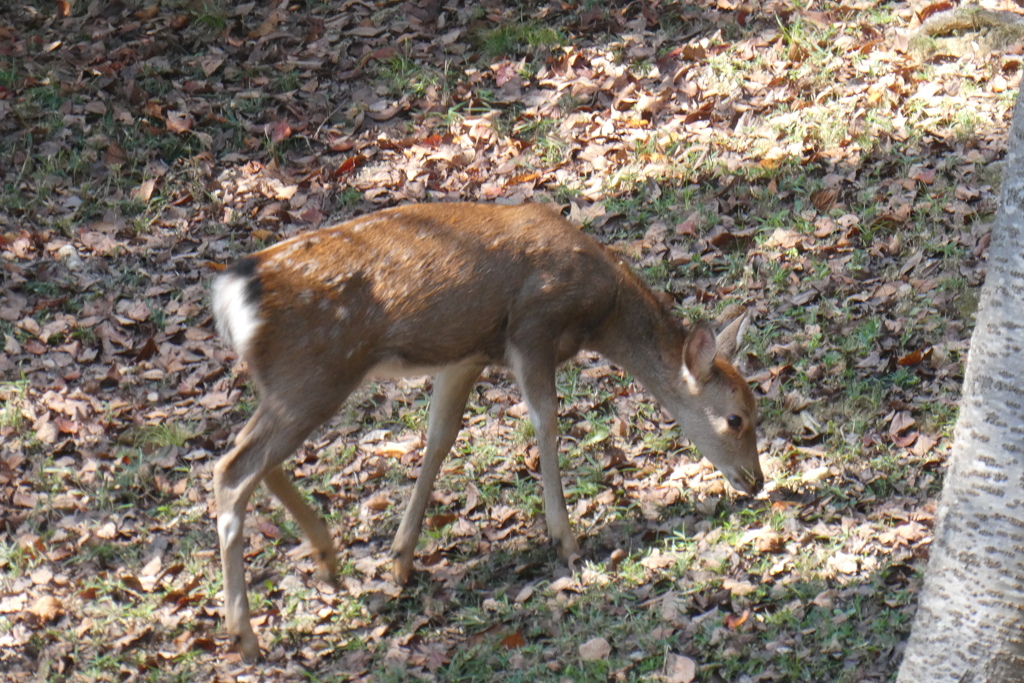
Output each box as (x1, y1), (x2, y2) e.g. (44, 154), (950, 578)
(727, 415), (743, 431)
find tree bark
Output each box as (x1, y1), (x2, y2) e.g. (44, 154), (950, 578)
(897, 85), (1024, 681)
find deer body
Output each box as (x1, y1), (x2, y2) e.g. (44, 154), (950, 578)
(211, 202), (761, 661)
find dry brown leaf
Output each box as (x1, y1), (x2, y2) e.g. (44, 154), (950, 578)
(269, 120), (292, 143)
(27, 595), (64, 623)
(375, 437), (421, 457)
(578, 636), (611, 661)
(722, 578), (757, 596)
(13, 491), (39, 508)
(165, 111), (194, 134)
(256, 518), (281, 539)
(548, 576), (578, 593)
(29, 567), (53, 585)
(200, 54), (226, 77)
(764, 228), (812, 251)
(250, 10), (284, 38)
(663, 653), (697, 683)
(463, 483), (480, 514)
(364, 492), (391, 511)
(912, 167), (936, 184)
(641, 549), (677, 570)
(133, 179), (156, 202)
(724, 609), (751, 629)
(755, 531), (785, 553)
(424, 513), (457, 531)
(608, 548), (627, 572)
(500, 631), (526, 649)
(810, 187), (839, 213)
(95, 521), (117, 539)
(911, 433), (939, 456)
(76, 616), (95, 638)
(141, 555), (162, 578)
(828, 553), (859, 575)
(889, 411), (915, 436)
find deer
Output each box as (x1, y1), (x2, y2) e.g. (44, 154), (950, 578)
(210, 202), (763, 661)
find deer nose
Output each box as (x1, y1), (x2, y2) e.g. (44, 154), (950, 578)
(741, 469), (764, 495)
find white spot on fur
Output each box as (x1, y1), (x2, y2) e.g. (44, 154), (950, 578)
(217, 511), (241, 546)
(681, 364), (701, 395)
(212, 273), (262, 360)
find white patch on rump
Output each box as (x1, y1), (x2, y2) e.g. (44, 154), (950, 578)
(212, 273), (262, 360)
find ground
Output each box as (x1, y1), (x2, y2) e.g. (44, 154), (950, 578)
(0, 0), (1019, 680)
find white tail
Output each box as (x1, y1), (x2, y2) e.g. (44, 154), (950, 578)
(211, 202), (762, 661)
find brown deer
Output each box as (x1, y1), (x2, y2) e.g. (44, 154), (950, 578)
(211, 202), (762, 661)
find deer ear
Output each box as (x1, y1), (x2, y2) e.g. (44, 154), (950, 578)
(715, 311), (750, 361)
(683, 324), (717, 384)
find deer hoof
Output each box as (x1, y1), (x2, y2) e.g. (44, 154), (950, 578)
(555, 536), (580, 561)
(313, 552), (339, 590)
(392, 555), (413, 586)
(234, 630), (261, 664)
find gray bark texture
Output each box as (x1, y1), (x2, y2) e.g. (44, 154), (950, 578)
(897, 84), (1024, 682)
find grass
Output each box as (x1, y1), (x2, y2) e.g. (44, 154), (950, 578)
(0, 380), (30, 432)
(475, 21), (565, 59)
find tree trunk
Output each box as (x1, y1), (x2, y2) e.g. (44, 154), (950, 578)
(897, 85), (1024, 681)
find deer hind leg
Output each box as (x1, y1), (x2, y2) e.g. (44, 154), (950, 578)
(392, 363), (483, 584)
(263, 466), (337, 586)
(213, 403), (325, 662)
(509, 347), (579, 560)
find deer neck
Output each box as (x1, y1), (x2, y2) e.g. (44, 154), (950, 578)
(589, 271), (684, 402)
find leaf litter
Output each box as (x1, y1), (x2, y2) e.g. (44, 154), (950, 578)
(0, 0), (1018, 679)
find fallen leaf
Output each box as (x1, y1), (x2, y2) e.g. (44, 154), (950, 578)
(133, 179), (156, 202)
(579, 636), (611, 661)
(95, 522), (117, 539)
(911, 167), (936, 185)
(364, 492), (391, 511)
(336, 155), (367, 176)
(722, 578), (757, 596)
(27, 595), (64, 623)
(608, 548), (627, 571)
(641, 549), (677, 570)
(200, 54), (226, 77)
(29, 567), (53, 585)
(250, 10), (283, 38)
(500, 631), (526, 649)
(889, 411), (915, 436)
(897, 349), (924, 366)
(257, 518), (281, 539)
(424, 513), (457, 531)
(269, 120), (292, 143)
(810, 187), (839, 213)
(514, 584), (534, 603)
(165, 111), (194, 134)
(724, 609), (750, 629)
(663, 653), (697, 683)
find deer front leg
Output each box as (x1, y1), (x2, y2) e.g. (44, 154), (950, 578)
(392, 364), (483, 584)
(511, 349), (579, 560)
(263, 465), (337, 586)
